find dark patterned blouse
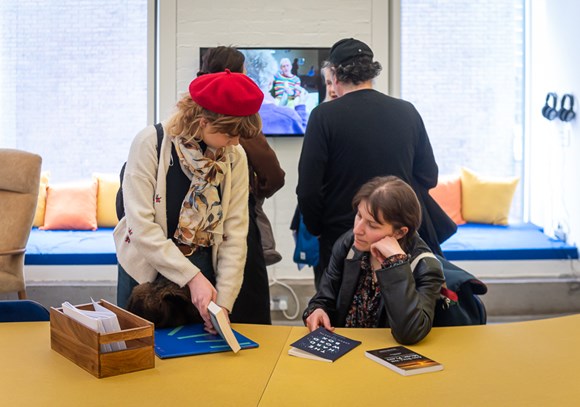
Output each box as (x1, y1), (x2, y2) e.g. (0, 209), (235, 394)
(345, 253), (408, 328)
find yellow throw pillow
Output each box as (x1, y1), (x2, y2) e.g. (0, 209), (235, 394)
(461, 167), (519, 225)
(93, 173), (121, 228)
(41, 180), (98, 230)
(33, 171), (50, 227)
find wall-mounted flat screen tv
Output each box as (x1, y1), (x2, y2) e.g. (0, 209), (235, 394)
(200, 47), (331, 136)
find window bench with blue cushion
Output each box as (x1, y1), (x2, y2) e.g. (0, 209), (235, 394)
(25, 228), (117, 265)
(441, 222), (578, 261)
(25, 223), (578, 266)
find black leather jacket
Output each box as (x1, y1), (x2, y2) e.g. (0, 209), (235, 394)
(305, 231), (444, 345)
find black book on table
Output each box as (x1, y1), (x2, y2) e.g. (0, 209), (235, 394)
(288, 327), (361, 362)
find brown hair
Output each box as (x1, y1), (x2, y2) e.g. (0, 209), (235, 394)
(198, 46), (245, 76)
(166, 94), (262, 142)
(352, 176), (421, 252)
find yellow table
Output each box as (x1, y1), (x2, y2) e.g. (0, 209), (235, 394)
(0, 322), (291, 407)
(260, 315), (580, 407)
(2, 315), (580, 406)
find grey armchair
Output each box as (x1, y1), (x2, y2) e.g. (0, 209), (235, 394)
(0, 149), (42, 299)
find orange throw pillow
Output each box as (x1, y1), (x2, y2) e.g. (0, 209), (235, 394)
(429, 175), (466, 225)
(41, 180), (98, 230)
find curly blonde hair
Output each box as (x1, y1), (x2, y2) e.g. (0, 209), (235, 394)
(166, 94), (262, 142)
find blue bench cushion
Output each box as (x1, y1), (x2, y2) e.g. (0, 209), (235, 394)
(25, 228), (117, 265)
(24, 223), (578, 265)
(441, 222), (578, 261)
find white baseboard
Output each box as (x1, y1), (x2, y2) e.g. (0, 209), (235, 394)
(24, 265), (117, 283)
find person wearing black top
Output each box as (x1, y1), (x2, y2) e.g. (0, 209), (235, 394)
(297, 38), (455, 289)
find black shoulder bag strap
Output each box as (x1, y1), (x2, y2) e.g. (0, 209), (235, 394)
(153, 122), (164, 159)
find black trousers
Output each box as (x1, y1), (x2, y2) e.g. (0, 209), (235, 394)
(229, 196), (272, 324)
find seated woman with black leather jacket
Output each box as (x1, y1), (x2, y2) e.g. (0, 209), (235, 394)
(303, 176), (444, 345)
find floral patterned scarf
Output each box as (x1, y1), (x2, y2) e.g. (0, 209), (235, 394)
(172, 136), (227, 248)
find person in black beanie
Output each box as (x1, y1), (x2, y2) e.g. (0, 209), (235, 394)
(296, 38), (456, 290)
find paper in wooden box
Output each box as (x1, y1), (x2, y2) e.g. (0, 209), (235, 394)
(50, 299), (154, 378)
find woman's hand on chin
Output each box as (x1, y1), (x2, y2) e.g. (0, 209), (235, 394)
(370, 235), (404, 263)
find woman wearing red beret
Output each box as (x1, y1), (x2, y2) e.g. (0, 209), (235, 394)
(114, 70), (264, 333)
(199, 46), (286, 325)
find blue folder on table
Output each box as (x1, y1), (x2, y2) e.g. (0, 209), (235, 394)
(154, 323), (259, 359)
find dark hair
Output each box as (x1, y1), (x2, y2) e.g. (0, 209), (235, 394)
(198, 46), (245, 76)
(352, 176), (421, 252)
(323, 56), (382, 85)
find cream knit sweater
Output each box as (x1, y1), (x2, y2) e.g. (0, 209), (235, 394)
(114, 123), (249, 311)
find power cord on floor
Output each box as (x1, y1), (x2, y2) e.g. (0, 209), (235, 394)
(269, 274), (301, 320)
(266, 188), (302, 320)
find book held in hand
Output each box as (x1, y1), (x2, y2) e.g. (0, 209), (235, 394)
(288, 327), (361, 362)
(208, 301), (241, 353)
(154, 323), (258, 359)
(365, 346), (443, 376)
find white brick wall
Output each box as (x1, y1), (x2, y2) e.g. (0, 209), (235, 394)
(1, 0), (148, 181)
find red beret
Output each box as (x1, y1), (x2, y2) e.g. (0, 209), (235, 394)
(189, 69), (264, 116)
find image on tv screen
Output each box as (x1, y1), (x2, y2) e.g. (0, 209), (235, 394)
(200, 47), (331, 136)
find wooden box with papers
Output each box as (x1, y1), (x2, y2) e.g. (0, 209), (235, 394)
(50, 299), (155, 378)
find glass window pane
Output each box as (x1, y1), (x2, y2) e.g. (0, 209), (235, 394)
(0, 0), (148, 182)
(401, 0), (525, 220)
